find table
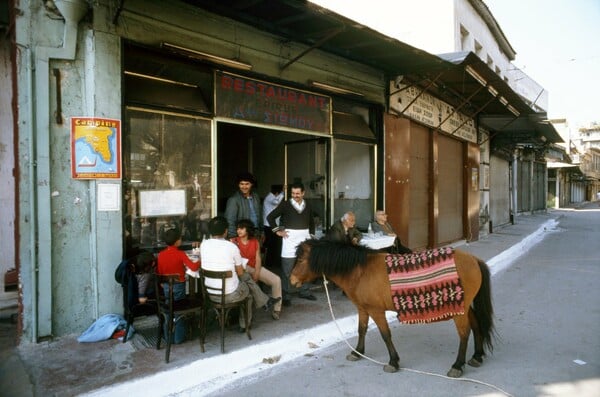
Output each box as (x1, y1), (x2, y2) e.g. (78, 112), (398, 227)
(359, 234), (396, 250)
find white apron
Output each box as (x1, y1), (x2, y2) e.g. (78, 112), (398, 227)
(281, 228), (310, 258)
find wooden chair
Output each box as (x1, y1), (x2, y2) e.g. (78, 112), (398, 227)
(154, 274), (203, 363)
(199, 269), (252, 353)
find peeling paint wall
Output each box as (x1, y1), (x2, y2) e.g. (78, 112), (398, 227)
(0, 24), (17, 311)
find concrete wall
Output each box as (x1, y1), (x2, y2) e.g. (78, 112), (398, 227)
(0, 28), (17, 310)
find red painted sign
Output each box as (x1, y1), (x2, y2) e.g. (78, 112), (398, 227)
(215, 71), (331, 134)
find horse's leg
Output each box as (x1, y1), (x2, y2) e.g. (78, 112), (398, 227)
(370, 311), (400, 373)
(346, 308), (368, 362)
(467, 309), (485, 367)
(448, 313), (471, 378)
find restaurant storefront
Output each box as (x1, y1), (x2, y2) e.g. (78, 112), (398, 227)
(122, 43), (379, 256)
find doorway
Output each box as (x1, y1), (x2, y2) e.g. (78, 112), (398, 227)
(216, 122), (330, 231)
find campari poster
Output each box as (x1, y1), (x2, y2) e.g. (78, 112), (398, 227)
(70, 117), (121, 179)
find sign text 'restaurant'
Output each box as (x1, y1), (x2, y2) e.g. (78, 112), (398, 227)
(216, 72), (330, 134)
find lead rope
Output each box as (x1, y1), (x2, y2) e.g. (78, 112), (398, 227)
(321, 275), (514, 397)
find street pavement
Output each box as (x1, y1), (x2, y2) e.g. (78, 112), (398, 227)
(1, 203), (597, 396)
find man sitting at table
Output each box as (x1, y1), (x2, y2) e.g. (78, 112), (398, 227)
(372, 210), (412, 254)
(327, 211), (362, 246)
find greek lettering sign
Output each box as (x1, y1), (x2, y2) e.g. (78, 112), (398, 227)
(215, 71), (331, 134)
(390, 82), (477, 143)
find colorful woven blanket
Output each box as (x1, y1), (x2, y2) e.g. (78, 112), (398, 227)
(386, 247), (464, 324)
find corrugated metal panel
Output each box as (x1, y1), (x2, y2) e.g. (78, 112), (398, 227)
(437, 134), (463, 244)
(518, 160), (531, 212)
(383, 114), (411, 248)
(489, 154), (510, 227)
(409, 123), (429, 249)
(533, 162), (546, 210)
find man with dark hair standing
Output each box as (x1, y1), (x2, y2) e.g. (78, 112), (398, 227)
(225, 172), (262, 239)
(267, 182), (316, 305)
(262, 184), (284, 269)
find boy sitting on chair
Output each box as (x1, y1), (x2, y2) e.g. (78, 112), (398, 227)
(157, 228), (201, 303)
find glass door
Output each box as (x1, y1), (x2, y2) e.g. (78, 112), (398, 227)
(332, 139), (376, 231)
(284, 138), (329, 237)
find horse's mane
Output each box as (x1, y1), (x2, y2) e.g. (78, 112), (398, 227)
(296, 239), (372, 276)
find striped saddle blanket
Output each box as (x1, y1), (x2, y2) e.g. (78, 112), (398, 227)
(386, 247), (465, 324)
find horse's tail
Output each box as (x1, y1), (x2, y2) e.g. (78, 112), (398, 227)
(473, 258), (495, 352)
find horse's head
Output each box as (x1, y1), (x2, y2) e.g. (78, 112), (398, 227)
(290, 241), (319, 287)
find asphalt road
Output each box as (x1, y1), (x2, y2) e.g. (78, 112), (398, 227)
(200, 205), (600, 397)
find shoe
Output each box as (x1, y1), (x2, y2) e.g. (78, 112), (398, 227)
(263, 296), (282, 312)
(272, 311), (280, 320)
(282, 298), (292, 307)
(239, 327), (246, 333)
(299, 293), (317, 301)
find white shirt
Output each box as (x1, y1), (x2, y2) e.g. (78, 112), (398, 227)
(262, 192), (284, 225)
(200, 238), (244, 295)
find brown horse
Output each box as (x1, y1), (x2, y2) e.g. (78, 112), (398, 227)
(290, 239), (495, 377)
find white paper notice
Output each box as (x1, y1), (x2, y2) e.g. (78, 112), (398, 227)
(97, 183), (120, 211)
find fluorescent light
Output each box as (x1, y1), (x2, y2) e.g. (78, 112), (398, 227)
(124, 71), (198, 88)
(309, 81), (363, 97)
(487, 85), (499, 97)
(162, 42), (253, 71)
(465, 65), (487, 86)
(507, 104), (520, 117)
(498, 96), (508, 106)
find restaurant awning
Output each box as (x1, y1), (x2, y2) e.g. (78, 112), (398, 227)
(135, 1), (561, 147)
(177, 0), (450, 75)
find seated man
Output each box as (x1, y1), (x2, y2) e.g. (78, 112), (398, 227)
(201, 216), (280, 331)
(327, 211), (362, 246)
(372, 210), (412, 254)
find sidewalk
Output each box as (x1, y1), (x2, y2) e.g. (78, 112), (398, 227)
(0, 207), (574, 397)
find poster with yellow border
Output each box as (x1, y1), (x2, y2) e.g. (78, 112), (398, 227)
(71, 117), (121, 179)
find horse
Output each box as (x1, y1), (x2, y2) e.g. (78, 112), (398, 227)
(290, 239), (495, 377)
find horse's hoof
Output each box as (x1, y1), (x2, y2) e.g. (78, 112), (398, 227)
(446, 367), (463, 378)
(468, 357), (482, 367)
(346, 353), (361, 361)
(383, 364), (398, 373)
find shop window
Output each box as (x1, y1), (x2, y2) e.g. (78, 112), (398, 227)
(123, 108), (212, 255)
(333, 140), (374, 230)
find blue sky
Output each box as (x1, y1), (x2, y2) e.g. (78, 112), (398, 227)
(311, 0), (600, 126)
(486, 0), (600, 125)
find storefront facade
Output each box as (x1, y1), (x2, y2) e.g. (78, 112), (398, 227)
(386, 82), (480, 249)
(12, 0), (408, 341)
(8, 0), (557, 342)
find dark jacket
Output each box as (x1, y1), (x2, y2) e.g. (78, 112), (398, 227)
(327, 220), (362, 245)
(224, 190), (263, 238)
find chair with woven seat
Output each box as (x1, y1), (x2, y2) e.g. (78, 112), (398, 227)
(154, 273), (204, 363)
(199, 269), (252, 353)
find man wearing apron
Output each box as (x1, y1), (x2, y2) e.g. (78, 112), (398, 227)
(267, 182), (316, 306)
